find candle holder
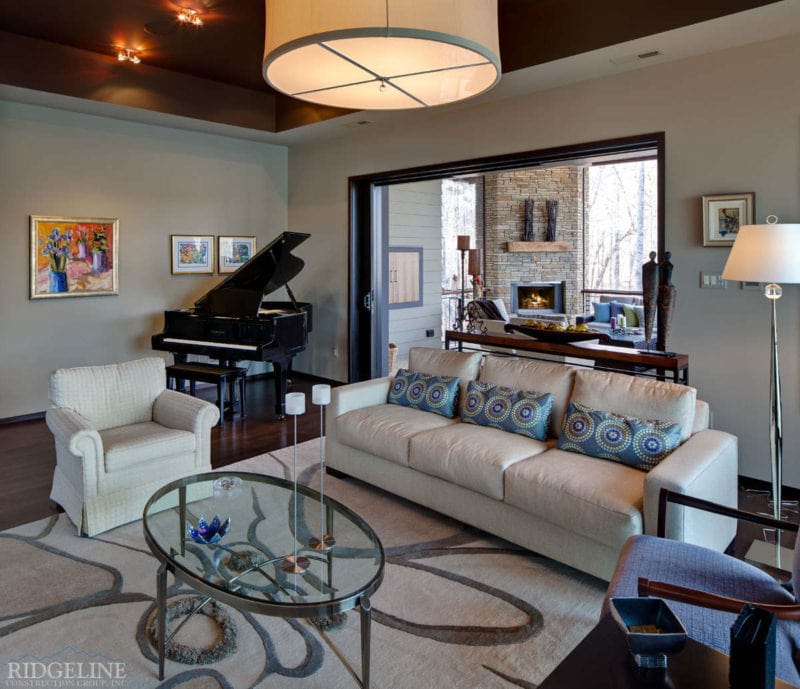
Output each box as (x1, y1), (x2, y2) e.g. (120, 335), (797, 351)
(308, 384), (335, 551)
(281, 392), (310, 575)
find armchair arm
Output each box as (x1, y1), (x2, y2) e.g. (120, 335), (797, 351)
(153, 389), (220, 432)
(638, 578), (800, 620)
(46, 407), (104, 496)
(644, 429), (738, 551)
(574, 313), (595, 325)
(45, 407), (103, 460)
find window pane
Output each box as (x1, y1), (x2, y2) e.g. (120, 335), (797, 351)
(584, 160), (658, 292)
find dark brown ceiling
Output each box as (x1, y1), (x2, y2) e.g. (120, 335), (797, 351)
(0, 0), (781, 133)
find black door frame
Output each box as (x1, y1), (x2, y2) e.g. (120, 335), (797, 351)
(347, 132), (666, 383)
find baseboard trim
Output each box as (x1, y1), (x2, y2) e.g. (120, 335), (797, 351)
(0, 411), (46, 424)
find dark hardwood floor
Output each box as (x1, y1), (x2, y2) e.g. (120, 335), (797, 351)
(0, 376), (326, 532)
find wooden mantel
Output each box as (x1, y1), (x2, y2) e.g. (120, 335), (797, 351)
(505, 241), (573, 253)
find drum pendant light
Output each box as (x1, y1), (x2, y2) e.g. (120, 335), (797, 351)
(263, 0), (501, 110)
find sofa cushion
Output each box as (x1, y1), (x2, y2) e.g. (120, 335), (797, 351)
(609, 301), (626, 319)
(622, 303), (639, 327)
(557, 402), (682, 471)
(387, 369), (460, 418)
(592, 301), (611, 323)
(479, 356), (575, 437)
(101, 421), (196, 472)
(409, 423), (548, 500)
(461, 380), (552, 441)
(337, 403), (457, 466)
(504, 448), (645, 549)
(570, 369), (697, 442)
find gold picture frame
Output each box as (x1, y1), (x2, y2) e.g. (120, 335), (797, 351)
(702, 192), (754, 246)
(30, 215), (119, 299)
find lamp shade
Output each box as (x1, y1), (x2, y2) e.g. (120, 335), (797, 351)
(263, 0), (500, 110)
(721, 224), (800, 284)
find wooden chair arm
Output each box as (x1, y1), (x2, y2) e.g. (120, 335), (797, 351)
(638, 577), (800, 620)
(657, 488), (798, 539)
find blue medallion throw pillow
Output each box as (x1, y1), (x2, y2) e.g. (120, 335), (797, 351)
(460, 380), (553, 441)
(387, 369), (460, 418)
(557, 402), (681, 471)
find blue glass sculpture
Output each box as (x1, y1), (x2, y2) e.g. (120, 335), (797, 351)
(186, 515), (230, 545)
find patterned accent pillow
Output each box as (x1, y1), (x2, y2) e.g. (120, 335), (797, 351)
(460, 380), (553, 441)
(557, 402), (681, 471)
(387, 369), (460, 418)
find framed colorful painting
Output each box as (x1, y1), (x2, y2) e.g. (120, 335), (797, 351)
(30, 216), (119, 299)
(171, 235), (214, 274)
(702, 192), (754, 246)
(218, 235), (256, 273)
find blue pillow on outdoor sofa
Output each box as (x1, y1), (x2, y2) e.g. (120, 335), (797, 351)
(461, 380), (553, 441)
(591, 301), (611, 323)
(557, 402), (681, 471)
(387, 369), (460, 418)
(608, 301), (626, 319)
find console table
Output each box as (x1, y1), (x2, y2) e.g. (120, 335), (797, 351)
(539, 614), (793, 688)
(444, 330), (689, 384)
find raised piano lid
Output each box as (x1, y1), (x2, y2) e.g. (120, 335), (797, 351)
(194, 231), (310, 317)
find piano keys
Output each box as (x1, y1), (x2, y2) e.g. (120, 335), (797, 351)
(152, 231), (312, 418)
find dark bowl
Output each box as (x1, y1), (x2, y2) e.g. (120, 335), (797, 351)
(503, 323), (607, 343)
(609, 597), (687, 664)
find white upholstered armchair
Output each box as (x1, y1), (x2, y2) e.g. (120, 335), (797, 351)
(47, 357), (220, 536)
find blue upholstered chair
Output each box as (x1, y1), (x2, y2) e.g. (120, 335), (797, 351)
(604, 490), (800, 686)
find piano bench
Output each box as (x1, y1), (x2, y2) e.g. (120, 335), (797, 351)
(165, 363), (247, 427)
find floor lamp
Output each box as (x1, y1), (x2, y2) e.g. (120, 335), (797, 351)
(722, 218), (800, 521)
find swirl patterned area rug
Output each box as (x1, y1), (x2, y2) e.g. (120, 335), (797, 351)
(0, 441), (605, 688)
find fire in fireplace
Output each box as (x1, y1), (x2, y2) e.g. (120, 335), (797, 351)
(510, 281), (565, 315)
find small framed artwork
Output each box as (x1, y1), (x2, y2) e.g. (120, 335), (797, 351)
(171, 235), (214, 274)
(702, 192), (754, 246)
(30, 215), (119, 299)
(218, 235), (256, 274)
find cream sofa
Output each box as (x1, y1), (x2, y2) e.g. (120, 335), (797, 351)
(327, 348), (738, 580)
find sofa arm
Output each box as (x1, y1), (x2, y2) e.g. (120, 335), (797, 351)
(643, 429), (738, 551)
(575, 313), (595, 325)
(330, 377), (392, 418)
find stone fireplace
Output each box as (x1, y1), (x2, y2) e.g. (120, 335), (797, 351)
(510, 281), (565, 315)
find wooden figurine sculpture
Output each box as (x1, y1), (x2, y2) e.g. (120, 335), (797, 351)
(523, 199), (535, 241)
(657, 251), (676, 352)
(545, 199), (558, 242)
(642, 252), (659, 348)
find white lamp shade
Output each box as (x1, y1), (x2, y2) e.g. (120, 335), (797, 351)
(721, 224), (800, 283)
(263, 0), (500, 110)
(285, 392), (306, 415)
(312, 384), (331, 405)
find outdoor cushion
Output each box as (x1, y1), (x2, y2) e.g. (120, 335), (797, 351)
(102, 421), (195, 472)
(409, 423), (548, 500)
(570, 369), (696, 442)
(505, 448), (645, 549)
(336, 403), (457, 467)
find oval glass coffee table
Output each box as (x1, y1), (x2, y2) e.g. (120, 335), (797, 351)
(143, 471), (384, 687)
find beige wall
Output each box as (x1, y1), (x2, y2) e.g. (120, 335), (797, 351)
(289, 34), (800, 484)
(0, 100), (288, 419)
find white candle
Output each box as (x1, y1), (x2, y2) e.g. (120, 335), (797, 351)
(286, 392), (306, 415)
(312, 384), (331, 406)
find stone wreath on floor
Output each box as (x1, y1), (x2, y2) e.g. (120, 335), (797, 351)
(146, 595), (238, 665)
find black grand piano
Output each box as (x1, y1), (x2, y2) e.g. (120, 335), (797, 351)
(152, 231), (312, 418)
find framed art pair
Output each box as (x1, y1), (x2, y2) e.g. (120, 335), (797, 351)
(170, 235), (257, 275)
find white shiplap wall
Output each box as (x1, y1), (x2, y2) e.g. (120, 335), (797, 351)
(388, 180), (443, 360)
